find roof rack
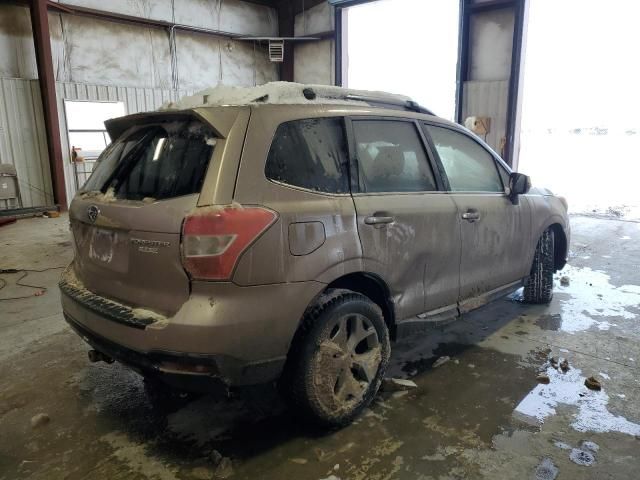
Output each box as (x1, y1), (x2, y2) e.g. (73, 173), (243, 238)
(302, 87), (434, 116)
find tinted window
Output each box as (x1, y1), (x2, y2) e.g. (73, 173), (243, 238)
(352, 120), (436, 193)
(425, 125), (503, 192)
(83, 119), (216, 201)
(265, 118), (349, 194)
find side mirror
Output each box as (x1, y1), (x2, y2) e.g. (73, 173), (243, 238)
(508, 172), (531, 204)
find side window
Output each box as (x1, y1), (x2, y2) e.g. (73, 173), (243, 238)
(425, 125), (503, 192)
(352, 120), (437, 193)
(265, 118), (349, 194)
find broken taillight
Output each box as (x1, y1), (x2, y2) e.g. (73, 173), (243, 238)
(181, 206), (277, 280)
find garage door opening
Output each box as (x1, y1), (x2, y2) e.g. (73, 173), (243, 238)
(519, 0), (640, 220)
(341, 0), (459, 120)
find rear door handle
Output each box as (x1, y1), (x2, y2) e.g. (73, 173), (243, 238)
(461, 210), (480, 222)
(364, 215), (394, 225)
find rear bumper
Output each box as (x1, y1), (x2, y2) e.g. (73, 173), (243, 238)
(64, 313), (228, 392)
(60, 266), (325, 387)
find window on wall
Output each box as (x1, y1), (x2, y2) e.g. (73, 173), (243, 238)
(64, 100), (126, 189)
(65, 101), (126, 158)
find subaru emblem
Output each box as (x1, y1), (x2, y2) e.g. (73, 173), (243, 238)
(87, 205), (100, 223)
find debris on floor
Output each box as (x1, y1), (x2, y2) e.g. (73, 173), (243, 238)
(30, 413), (50, 428)
(432, 356), (451, 368)
(559, 358), (570, 372)
(584, 376), (602, 391)
(536, 373), (551, 384)
(380, 378), (417, 392)
(560, 276), (570, 286)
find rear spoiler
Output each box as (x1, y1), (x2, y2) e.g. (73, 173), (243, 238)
(104, 107), (243, 142)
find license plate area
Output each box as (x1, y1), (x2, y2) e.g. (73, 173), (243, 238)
(88, 227), (129, 272)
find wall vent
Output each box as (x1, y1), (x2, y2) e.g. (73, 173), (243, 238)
(268, 40), (284, 62)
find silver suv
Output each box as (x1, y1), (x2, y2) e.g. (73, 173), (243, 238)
(60, 83), (569, 427)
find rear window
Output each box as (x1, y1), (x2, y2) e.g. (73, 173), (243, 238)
(82, 119), (216, 201)
(265, 118), (349, 194)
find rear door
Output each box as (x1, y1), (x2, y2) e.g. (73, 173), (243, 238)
(348, 117), (461, 322)
(69, 114), (225, 316)
(423, 124), (531, 306)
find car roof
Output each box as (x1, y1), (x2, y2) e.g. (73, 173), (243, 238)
(160, 81), (437, 114)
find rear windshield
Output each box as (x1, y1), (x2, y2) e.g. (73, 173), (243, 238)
(82, 119), (216, 201)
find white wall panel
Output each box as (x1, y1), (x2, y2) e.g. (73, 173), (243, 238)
(294, 40), (334, 86)
(461, 80), (509, 156)
(0, 78), (53, 208)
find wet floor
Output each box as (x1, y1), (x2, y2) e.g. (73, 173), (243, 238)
(1, 214), (639, 479)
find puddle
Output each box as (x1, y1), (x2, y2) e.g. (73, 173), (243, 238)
(514, 366), (640, 436)
(569, 448), (595, 466)
(553, 265), (640, 332)
(535, 314), (563, 331)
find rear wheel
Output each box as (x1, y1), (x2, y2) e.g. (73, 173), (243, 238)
(523, 229), (555, 304)
(285, 289), (390, 428)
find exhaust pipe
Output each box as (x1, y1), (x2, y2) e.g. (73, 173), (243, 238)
(88, 349), (114, 364)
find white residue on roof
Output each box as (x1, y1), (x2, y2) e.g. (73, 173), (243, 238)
(160, 81), (413, 111)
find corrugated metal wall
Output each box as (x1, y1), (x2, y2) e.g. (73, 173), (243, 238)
(56, 81), (193, 202)
(0, 78), (53, 209)
(461, 80), (509, 156)
(0, 78), (192, 209)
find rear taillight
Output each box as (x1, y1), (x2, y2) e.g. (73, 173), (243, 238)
(181, 205), (277, 280)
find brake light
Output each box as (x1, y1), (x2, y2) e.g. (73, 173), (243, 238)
(181, 205), (277, 280)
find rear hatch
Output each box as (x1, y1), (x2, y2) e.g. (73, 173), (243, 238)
(69, 112), (221, 316)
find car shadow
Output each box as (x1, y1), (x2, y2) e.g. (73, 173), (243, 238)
(79, 293), (538, 474)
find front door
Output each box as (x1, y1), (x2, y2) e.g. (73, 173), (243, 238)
(424, 124), (531, 305)
(349, 118), (461, 322)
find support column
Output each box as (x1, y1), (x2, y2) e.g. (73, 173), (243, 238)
(278, 1), (295, 82)
(30, 0), (67, 209)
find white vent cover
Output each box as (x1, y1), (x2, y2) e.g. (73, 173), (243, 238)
(268, 40), (284, 62)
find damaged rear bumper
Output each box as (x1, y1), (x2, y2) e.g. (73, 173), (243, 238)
(64, 313), (228, 393)
(59, 265), (325, 388)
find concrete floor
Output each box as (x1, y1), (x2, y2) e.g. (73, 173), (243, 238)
(1, 214), (639, 480)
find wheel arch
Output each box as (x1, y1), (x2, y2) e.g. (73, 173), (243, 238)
(548, 223), (568, 271)
(325, 272), (396, 337)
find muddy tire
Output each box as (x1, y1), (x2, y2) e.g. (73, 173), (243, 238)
(284, 289), (390, 428)
(523, 229), (555, 304)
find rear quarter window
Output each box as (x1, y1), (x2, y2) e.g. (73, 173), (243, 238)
(265, 118), (349, 194)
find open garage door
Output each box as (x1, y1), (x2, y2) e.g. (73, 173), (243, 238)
(340, 0), (459, 120)
(519, 0), (640, 220)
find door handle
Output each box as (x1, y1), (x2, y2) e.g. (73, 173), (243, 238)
(364, 215), (394, 225)
(461, 210), (480, 222)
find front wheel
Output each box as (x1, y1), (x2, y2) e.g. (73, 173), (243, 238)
(285, 289), (391, 428)
(523, 229), (555, 304)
